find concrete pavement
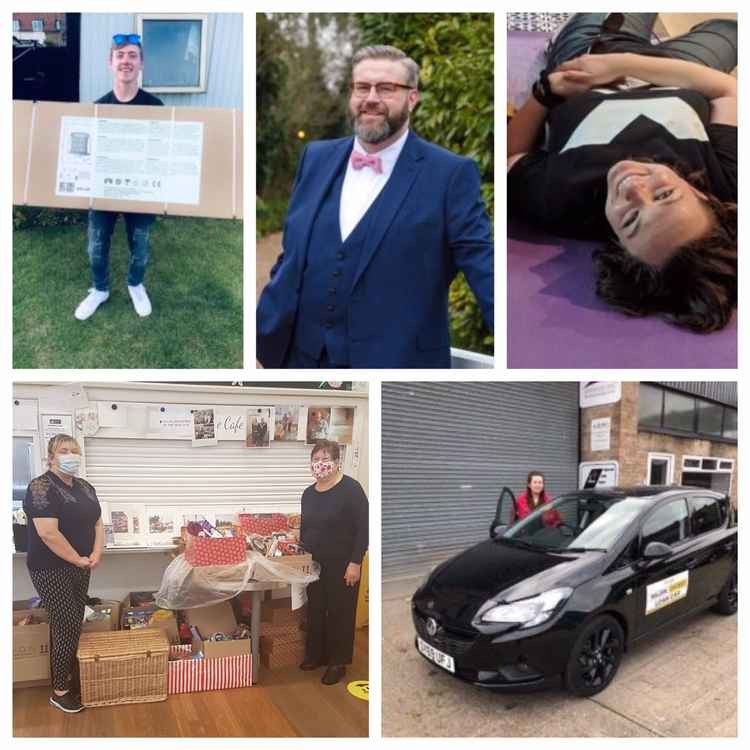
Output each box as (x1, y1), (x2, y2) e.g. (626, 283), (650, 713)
(382, 578), (737, 737)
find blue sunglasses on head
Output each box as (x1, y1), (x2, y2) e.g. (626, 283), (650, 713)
(112, 33), (141, 45)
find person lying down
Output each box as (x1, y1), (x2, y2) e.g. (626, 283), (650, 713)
(508, 13), (737, 332)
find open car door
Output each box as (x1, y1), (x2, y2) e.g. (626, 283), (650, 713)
(490, 486), (517, 537)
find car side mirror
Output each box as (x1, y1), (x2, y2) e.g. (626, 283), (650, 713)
(490, 523), (508, 539)
(642, 541), (672, 559)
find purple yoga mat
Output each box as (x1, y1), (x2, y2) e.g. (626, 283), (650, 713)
(507, 32), (737, 368)
(507, 223), (737, 369)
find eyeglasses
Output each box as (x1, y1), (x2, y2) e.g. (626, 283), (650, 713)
(350, 81), (413, 99)
(112, 33), (141, 45)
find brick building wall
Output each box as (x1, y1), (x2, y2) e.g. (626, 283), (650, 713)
(13, 14), (65, 32)
(581, 382), (737, 507)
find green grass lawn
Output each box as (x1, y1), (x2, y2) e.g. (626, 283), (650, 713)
(13, 215), (242, 368)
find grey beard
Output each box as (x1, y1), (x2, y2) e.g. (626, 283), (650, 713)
(352, 104), (409, 144)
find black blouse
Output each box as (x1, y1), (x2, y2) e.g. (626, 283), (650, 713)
(300, 475), (368, 564)
(23, 471), (102, 570)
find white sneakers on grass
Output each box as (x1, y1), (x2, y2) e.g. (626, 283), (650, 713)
(127, 284), (152, 317)
(74, 289), (109, 321)
(74, 285), (152, 320)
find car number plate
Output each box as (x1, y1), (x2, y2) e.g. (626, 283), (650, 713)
(417, 636), (455, 673)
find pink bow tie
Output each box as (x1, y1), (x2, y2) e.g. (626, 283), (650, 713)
(351, 151), (383, 174)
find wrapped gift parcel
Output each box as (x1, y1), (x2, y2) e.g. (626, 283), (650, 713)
(13, 100), (243, 220)
(238, 513), (290, 536)
(184, 534), (247, 567)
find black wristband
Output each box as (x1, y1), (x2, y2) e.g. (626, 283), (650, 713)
(532, 69), (565, 109)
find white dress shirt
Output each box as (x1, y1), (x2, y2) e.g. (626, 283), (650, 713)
(338, 128), (409, 241)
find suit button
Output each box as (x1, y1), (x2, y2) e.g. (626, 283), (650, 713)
(328, 288), (336, 295)
(327, 304), (335, 312)
(333, 270), (342, 278)
(336, 251), (345, 260)
(325, 322), (333, 329)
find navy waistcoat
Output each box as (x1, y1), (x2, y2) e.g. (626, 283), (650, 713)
(292, 163), (386, 365)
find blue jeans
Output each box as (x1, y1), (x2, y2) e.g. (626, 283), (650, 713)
(87, 210), (155, 292)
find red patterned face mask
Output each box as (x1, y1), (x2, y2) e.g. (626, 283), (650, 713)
(311, 460), (336, 480)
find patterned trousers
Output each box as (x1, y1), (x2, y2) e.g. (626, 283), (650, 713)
(28, 566), (91, 691)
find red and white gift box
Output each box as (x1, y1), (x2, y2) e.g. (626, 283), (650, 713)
(168, 645), (252, 693)
(184, 535), (247, 567)
(239, 513), (289, 536)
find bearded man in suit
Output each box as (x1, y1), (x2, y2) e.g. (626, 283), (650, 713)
(257, 45), (493, 368)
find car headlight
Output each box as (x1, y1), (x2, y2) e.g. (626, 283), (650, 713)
(478, 587), (573, 628)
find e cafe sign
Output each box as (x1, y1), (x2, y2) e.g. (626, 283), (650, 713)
(215, 409), (248, 440)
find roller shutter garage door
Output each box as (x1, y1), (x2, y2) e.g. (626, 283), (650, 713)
(382, 382), (579, 580)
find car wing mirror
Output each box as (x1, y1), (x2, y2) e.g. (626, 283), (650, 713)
(490, 523), (509, 539)
(491, 487), (516, 537)
(642, 541), (672, 559)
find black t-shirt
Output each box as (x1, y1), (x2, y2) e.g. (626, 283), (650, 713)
(300, 475), (368, 564)
(95, 89), (164, 106)
(508, 86), (737, 239)
(23, 471), (102, 570)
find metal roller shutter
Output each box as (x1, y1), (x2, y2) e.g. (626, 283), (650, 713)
(84, 437), (318, 512)
(382, 382), (579, 580)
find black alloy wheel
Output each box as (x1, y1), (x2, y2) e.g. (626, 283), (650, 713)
(713, 568), (738, 615)
(564, 615), (624, 697)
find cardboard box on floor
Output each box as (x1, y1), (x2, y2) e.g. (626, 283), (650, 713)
(81, 600), (122, 634)
(13, 604), (51, 685)
(13, 100), (243, 220)
(120, 592), (179, 644)
(261, 596), (306, 626)
(259, 635), (304, 670)
(186, 600), (251, 659)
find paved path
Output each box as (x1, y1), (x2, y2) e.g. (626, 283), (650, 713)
(256, 231), (282, 302)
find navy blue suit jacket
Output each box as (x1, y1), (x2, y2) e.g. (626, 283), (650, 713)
(256, 130), (494, 368)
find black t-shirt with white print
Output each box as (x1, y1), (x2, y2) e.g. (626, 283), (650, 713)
(23, 471), (102, 571)
(508, 86), (737, 240)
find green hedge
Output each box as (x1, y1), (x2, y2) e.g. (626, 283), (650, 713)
(13, 206), (88, 230)
(357, 13), (494, 355)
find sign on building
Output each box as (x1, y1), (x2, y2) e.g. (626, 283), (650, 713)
(579, 461), (619, 489)
(580, 382), (621, 408)
(590, 417), (611, 451)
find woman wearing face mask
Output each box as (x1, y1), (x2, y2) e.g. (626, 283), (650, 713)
(515, 471), (561, 527)
(298, 440), (368, 685)
(23, 434), (103, 714)
(508, 13), (736, 331)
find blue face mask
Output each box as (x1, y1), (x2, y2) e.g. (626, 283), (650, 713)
(57, 453), (81, 476)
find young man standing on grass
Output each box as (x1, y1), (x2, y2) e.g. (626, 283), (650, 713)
(74, 33), (164, 321)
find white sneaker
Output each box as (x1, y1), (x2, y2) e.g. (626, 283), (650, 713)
(128, 284), (152, 317)
(74, 289), (109, 321)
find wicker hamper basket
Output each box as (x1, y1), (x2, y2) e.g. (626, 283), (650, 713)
(77, 629), (169, 707)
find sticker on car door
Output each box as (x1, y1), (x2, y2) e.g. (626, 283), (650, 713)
(646, 570), (689, 614)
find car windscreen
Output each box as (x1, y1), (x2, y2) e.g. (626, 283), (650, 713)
(502, 494), (645, 552)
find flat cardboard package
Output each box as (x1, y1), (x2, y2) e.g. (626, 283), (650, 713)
(186, 600), (251, 659)
(13, 606), (51, 685)
(13, 100), (242, 220)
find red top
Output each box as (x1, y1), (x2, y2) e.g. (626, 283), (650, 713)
(515, 490), (562, 527)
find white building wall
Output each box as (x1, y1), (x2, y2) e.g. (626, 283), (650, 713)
(79, 12), (242, 109)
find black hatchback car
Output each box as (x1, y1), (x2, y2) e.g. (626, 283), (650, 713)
(412, 486), (737, 696)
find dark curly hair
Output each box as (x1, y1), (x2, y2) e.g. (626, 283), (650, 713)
(594, 191), (736, 333)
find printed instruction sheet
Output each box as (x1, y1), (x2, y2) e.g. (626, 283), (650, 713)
(56, 115), (204, 204)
